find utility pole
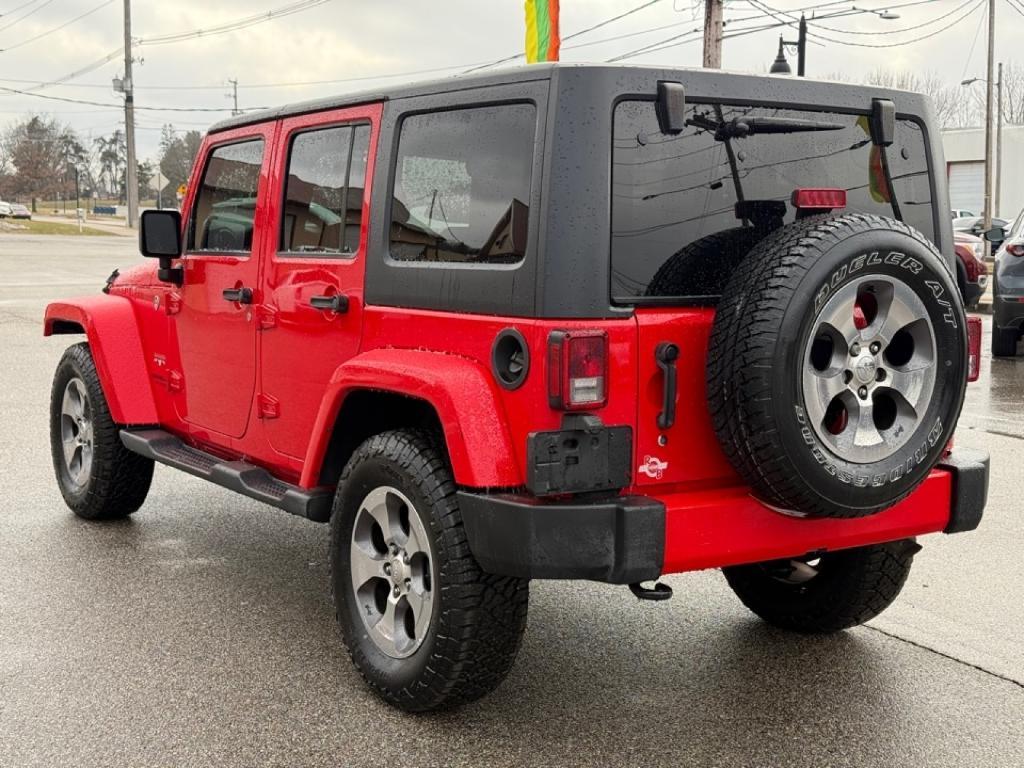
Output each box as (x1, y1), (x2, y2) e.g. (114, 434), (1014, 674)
(982, 0), (995, 237)
(996, 61), (1003, 217)
(702, 0), (723, 69)
(796, 14), (807, 76)
(123, 0), (138, 228)
(228, 78), (240, 116)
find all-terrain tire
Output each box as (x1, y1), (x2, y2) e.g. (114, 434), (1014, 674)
(991, 325), (1018, 357)
(329, 429), (529, 712)
(49, 342), (154, 519)
(722, 539), (918, 633)
(646, 226), (763, 297)
(707, 213), (967, 518)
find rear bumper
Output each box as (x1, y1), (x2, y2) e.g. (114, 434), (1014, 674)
(458, 448), (989, 583)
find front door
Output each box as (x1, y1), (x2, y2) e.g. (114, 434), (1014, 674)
(174, 123), (277, 438)
(259, 104), (382, 460)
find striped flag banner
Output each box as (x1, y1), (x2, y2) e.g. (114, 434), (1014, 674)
(525, 0), (560, 63)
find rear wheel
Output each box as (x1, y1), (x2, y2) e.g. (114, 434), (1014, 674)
(992, 325), (1018, 357)
(330, 429), (529, 712)
(722, 540), (919, 633)
(49, 343), (153, 520)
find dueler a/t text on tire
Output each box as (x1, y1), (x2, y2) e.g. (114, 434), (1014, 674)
(707, 214), (967, 518)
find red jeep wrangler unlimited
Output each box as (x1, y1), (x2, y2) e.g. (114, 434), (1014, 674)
(45, 65), (988, 712)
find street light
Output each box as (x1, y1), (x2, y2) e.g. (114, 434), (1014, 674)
(757, 8), (900, 77)
(963, 66), (1003, 220)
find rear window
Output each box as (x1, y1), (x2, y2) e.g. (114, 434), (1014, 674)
(389, 104), (535, 265)
(611, 101), (935, 302)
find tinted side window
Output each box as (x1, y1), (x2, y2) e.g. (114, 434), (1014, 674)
(280, 123), (370, 256)
(188, 139), (264, 253)
(610, 102), (936, 301)
(390, 104), (535, 265)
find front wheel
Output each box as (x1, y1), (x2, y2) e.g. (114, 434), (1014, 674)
(49, 343), (154, 519)
(722, 540), (919, 633)
(330, 430), (529, 712)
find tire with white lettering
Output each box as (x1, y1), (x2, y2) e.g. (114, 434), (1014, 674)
(707, 213), (967, 518)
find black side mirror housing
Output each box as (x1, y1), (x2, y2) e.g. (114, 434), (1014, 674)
(870, 98), (895, 147)
(139, 209), (184, 285)
(656, 81), (686, 135)
(984, 226), (1006, 243)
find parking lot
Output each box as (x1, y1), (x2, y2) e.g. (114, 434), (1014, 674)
(1, 234), (1022, 767)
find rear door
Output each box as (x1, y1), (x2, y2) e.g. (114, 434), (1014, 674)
(258, 104), (382, 460)
(174, 124), (276, 438)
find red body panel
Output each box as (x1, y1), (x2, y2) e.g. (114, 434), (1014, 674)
(44, 296), (158, 425)
(662, 470), (952, 574)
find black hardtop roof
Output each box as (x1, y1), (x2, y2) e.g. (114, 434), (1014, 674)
(208, 62), (933, 134)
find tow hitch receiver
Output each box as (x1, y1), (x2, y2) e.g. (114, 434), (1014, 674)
(629, 581), (673, 601)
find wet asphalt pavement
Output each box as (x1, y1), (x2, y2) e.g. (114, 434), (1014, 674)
(1, 235), (1022, 768)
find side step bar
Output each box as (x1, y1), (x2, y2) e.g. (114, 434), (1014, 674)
(120, 429), (333, 522)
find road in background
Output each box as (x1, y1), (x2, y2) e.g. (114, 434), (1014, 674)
(1, 236), (1021, 768)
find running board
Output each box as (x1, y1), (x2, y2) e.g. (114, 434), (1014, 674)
(119, 429), (333, 522)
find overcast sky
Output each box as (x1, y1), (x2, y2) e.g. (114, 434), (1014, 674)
(2, 0), (1019, 161)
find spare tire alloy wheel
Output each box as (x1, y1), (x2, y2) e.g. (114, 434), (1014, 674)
(803, 276), (936, 464)
(708, 214), (967, 519)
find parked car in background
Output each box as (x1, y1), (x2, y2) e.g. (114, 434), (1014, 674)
(955, 231), (988, 309)
(991, 210), (1024, 356)
(0, 201), (12, 218)
(10, 203), (31, 220)
(954, 216), (1010, 251)
(951, 208), (976, 219)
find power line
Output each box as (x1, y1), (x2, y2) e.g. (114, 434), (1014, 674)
(0, 0), (114, 52)
(0, 84), (266, 112)
(801, 0), (975, 36)
(136, 0), (334, 46)
(748, 0), (985, 47)
(0, 0), (44, 16)
(0, 0), (52, 33)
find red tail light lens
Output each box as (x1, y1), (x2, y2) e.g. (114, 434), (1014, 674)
(1007, 243), (1024, 257)
(967, 315), (982, 382)
(548, 330), (608, 410)
(792, 188), (847, 210)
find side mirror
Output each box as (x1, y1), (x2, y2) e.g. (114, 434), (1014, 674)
(139, 209), (184, 285)
(656, 81), (686, 135)
(984, 226), (1006, 243)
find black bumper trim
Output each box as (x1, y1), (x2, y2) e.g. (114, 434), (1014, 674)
(457, 491), (665, 584)
(939, 448), (990, 534)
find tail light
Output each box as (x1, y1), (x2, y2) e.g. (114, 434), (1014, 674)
(1007, 243), (1024, 257)
(548, 330), (608, 410)
(792, 188), (847, 211)
(967, 315), (982, 382)
(958, 245), (982, 281)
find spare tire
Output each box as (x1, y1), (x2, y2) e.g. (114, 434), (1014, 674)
(646, 227), (763, 297)
(707, 213), (967, 518)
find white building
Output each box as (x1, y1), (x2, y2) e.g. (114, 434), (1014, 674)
(941, 125), (1024, 222)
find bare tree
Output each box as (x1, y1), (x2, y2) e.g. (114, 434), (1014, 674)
(864, 69), (981, 129)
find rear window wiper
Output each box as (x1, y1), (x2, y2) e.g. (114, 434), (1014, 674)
(688, 114), (845, 141)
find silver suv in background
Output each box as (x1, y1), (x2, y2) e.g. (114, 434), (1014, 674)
(991, 209), (1024, 357)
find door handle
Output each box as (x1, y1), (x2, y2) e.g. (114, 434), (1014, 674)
(222, 287), (253, 304)
(309, 294), (350, 314)
(655, 342), (679, 430)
